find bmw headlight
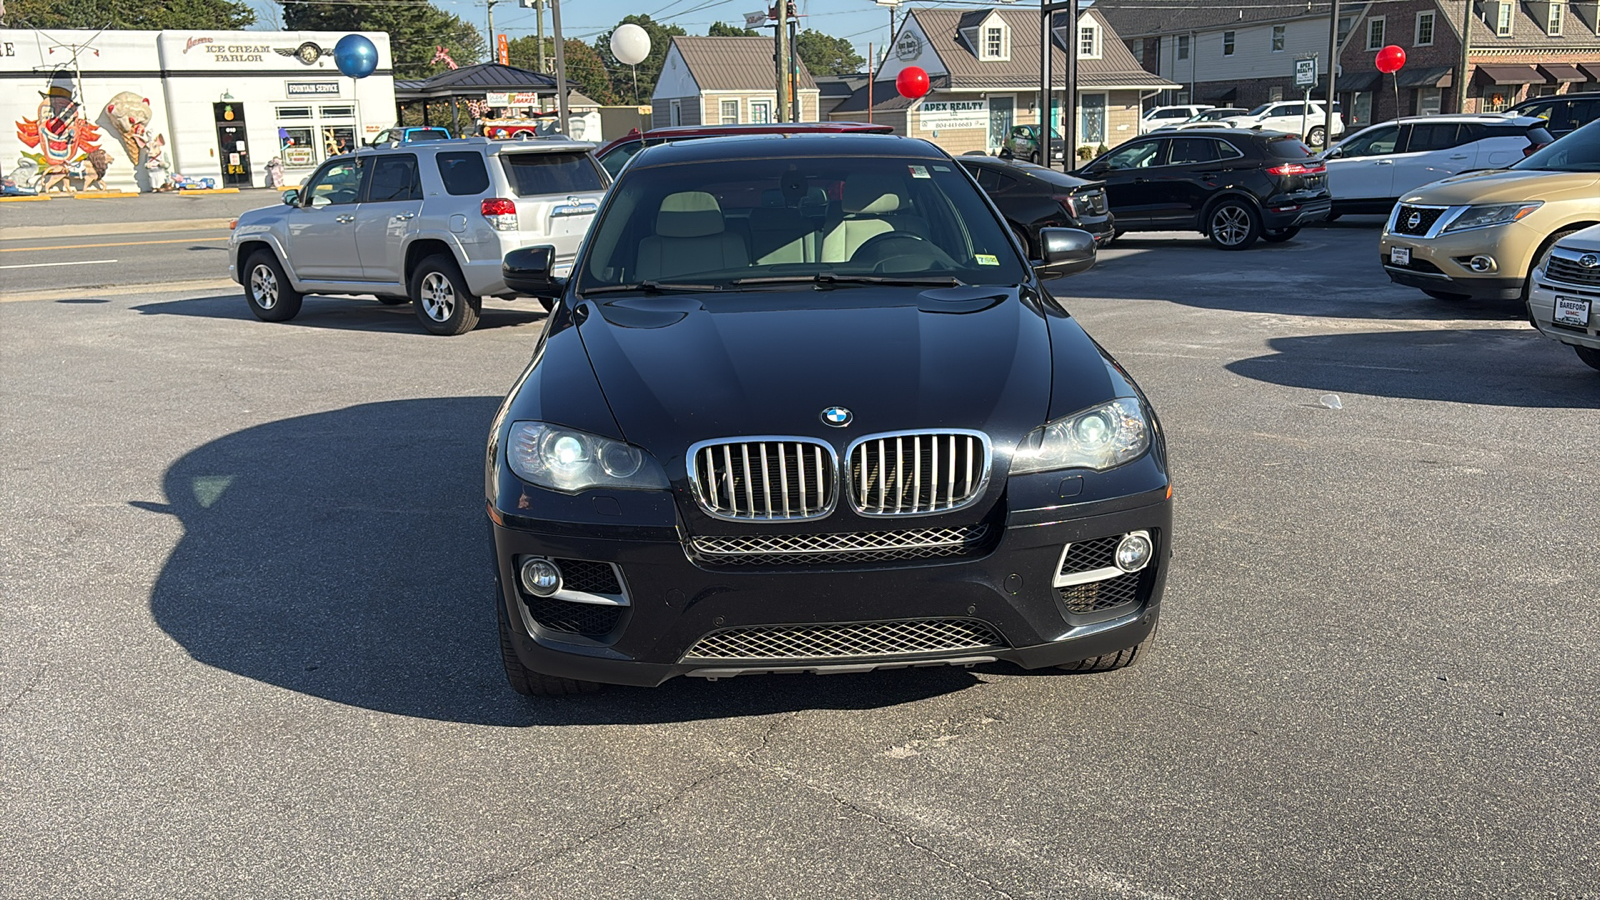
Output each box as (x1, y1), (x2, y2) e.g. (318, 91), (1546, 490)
(507, 421), (669, 493)
(1441, 202), (1542, 233)
(1011, 398), (1150, 475)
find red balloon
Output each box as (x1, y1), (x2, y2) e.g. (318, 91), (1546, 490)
(1375, 45), (1406, 74)
(896, 66), (931, 100)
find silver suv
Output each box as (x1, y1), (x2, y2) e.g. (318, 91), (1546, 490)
(229, 137), (607, 335)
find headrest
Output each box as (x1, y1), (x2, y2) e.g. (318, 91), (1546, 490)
(656, 191), (724, 238)
(843, 175), (901, 215)
(761, 186), (829, 209)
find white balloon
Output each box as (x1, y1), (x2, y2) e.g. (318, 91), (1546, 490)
(610, 23), (651, 66)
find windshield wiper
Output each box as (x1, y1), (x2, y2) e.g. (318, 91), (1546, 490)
(581, 280), (721, 295)
(731, 273), (964, 288)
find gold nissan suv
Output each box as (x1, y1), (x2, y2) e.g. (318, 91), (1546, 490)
(1380, 121), (1600, 302)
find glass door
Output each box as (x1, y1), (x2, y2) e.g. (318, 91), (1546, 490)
(987, 97), (1014, 154)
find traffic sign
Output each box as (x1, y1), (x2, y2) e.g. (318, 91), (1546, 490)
(1294, 58), (1318, 88)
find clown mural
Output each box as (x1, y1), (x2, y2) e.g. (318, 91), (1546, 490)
(16, 84), (106, 192)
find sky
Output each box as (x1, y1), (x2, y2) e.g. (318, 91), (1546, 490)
(248, 0), (929, 64)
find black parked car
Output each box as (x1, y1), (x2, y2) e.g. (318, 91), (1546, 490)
(958, 156), (1115, 253)
(488, 134), (1173, 695)
(1508, 92), (1600, 139)
(1073, 130), (1331, 250)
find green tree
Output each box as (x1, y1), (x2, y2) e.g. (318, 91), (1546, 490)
(512, 38), (621, 106)
(280, 0), (483, 81)
(595, 15), (687, 106)
(3, 0), (254, 29)
(795, 28), (865, 76)
(708, 21), (758, 37)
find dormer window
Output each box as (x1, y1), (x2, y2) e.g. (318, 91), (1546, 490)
(982, 22), (1012, 61)
(1079, 21), (1101, 59)
(1496, 2), (1514, 36)
(1549, 1), (1565, 35)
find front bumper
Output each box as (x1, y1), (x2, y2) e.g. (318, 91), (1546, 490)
(1527, 274), (1600, 351)
(491, 489), (1172, 687)
(1379, 215), (1544, 301)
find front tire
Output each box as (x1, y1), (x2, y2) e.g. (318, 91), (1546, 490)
(497, 593), (602, 697)
(243, 250), (303, 322)
(1058, 618), (1157, 673)
(1576, 345), (1600, 372)
(1261, 226), (1300, 243)
(1306, 125), (1326, 146)
(410, 254), (481, 336)
(1206, 199), (1261, 250)
(1525, 228), (1583, 304)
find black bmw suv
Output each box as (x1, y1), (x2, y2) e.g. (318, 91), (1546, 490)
(1073, 130), (1331, 250)
(487, 134), (1173, 695)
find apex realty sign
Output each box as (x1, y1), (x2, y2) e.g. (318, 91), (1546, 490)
(918, 99), (987, 132)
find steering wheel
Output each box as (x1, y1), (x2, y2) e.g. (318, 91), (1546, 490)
(850, 231), (958, 273)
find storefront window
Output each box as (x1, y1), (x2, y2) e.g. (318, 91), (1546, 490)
(279, 126), (317, 168)
(320, 105), (355, 118)
(276, 106), (313, 119)
(322, 125), (357, 158)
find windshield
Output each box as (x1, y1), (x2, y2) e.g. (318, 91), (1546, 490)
(1245, 104), (1272, 116)
(576, 154), (1029, 292)
(1514, 120), (1600, 171)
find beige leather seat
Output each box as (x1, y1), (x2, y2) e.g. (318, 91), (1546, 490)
(636, 191), (748, 280)
(821, 175), (925, 263)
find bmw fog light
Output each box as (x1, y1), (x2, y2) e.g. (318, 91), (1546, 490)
(519, 557), (562, 596)
(1115, 531), (1153, 573)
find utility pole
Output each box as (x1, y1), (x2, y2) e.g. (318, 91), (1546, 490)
(1455, 0), (1472, 112)
(777, 0), (792, 122)
(536, 0), (547, 73)
(486, 0), (501, 57)
(552, 0), (569, 132)
(1324, 0), (1340, 148)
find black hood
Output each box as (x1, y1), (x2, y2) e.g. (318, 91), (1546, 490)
(572, 287), (1116, 474)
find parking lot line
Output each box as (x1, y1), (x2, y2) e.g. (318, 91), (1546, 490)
(0, 235), (229, 252)
(0, 258), (117, 270)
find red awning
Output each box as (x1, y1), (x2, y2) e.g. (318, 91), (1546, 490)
(1475, 65), (1544, 84)
(1538, 63), (1586, 83)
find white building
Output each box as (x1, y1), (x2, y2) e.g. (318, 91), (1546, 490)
(1, 29), (395, 192)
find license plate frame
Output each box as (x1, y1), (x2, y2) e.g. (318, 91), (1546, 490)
(1390, 246), (1411, 266)
(1554, 295), (1592, 328)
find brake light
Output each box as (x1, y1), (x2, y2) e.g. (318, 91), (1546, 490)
(1266, 163), (1326, 176)
(481, 198), (518, 231)
(1524, 142), (1548, 157)
(1053, 194), (1079, 218)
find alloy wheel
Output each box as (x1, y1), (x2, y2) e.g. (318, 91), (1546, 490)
(250, 264), (279, 310)
(421, 272), (455, 322)
(1211, 206), (1250, 247)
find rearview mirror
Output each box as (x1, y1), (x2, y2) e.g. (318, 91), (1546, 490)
(1034, 228), (1097, 278)
(503, 245), (564, 298)
(280, 188), (300, 206)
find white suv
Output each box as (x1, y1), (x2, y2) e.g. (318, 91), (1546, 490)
(229, 137), (607, 335)
(1139, 105), (1213, 134)
(1220, 101), (1344, 146)
(1324, 115), (1554, 216)
(1526, 224), (1600, 373)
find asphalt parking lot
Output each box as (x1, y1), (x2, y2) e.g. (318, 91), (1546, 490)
(2, 221), (1597, 898)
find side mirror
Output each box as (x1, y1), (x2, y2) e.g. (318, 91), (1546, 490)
(1323, 147), (1342, 160)
(1034, 227), (1097, 278)
(503, 245), (564, 298)
(281, 188), (300, 206)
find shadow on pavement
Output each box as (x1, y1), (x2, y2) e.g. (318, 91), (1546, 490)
(132, 293), (547, 333)
(141, 398), (977, 727)
(1226, 329), (1600, 407)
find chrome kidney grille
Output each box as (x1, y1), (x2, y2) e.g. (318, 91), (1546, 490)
(847, 431), (990, 516)
(689, 437), (837, 521)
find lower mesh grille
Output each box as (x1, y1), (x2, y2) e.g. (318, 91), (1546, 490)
(1059, 536), (1120, 575)
(552, 558), (622, 595)
(523, 596), (624, 637)
(683, 618), (1004, 662)
(1059, 572), (1143, 615)
(691, 525), (989, 566)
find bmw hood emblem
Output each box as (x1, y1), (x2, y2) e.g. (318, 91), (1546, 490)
(821, 406), (852, 427)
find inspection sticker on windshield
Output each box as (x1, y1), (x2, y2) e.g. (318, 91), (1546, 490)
(1554, 296), (1591, 327)
(976, 254), (999, 266)
(908, 165), (931, 179)
(1390, 247), (1411, 266)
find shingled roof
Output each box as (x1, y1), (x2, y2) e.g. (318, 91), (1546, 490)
(905, 7), (1176, 90)
(669, 36), (818, 93)
(1092, 1), (1335, 40)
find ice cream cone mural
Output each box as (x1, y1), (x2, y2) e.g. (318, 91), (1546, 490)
(105, 91), (153, 164)
(16, 84), (104, 192)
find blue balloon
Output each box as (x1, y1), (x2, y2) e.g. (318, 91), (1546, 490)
(334, 34), (379, 79)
